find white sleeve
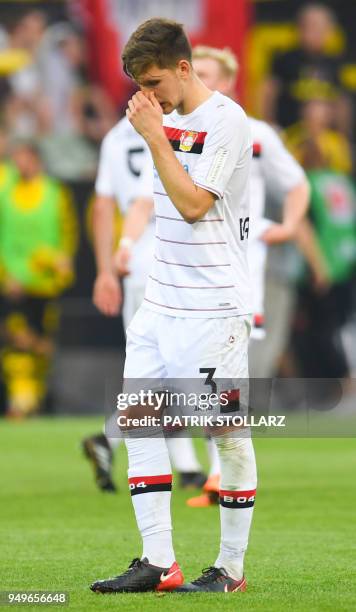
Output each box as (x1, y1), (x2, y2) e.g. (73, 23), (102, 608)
(95, 136), (115, 197)
(192, 106), (252, 199)
(259, 124), (305, 195)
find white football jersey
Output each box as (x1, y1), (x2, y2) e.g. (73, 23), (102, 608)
(95, 116), (154, 284)
(248, 117), (305, 332)
(144, 91), (253, 318)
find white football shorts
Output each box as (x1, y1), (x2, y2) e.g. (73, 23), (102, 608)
(124, 305), (251, 380)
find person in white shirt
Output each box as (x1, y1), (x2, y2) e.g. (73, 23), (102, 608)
(186, 45), (309, 507)
(90, 17), (256, 595)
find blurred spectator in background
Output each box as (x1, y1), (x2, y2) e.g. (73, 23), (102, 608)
(37, 24), (117, 181)
(71, 85), (118, 147)
(1, 11), (50, 138)
(0, 12), (118, 182)
(291, 136), (356, 379)
(0, 140), (78, 418)
(261, 3), (352, 134)
(38, 22), (86, 135)
(284, 98), (352, 174)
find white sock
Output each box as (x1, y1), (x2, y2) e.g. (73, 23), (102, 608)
(213, 433), (257, 581)
(206, 437), (220, 477)
(166, 437), (202, 472)
(125, 435), (175, 568)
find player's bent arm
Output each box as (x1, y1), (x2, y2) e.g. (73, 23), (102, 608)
(146, 132), (216, 223)
(127, 91), (216, 223)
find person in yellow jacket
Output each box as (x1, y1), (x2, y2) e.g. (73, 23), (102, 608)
(0, 140), (78, 418)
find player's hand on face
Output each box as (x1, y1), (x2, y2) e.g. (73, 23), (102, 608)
(93, 271), (122, 316)
(126, 91), (163, 141)
(260, 222), (295, 245)
(113, 246), (131, 277)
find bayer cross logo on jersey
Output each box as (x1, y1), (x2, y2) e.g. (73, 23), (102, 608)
(179, 130), (199, 152)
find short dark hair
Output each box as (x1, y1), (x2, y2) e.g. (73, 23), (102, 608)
(122, 18), (192, 80)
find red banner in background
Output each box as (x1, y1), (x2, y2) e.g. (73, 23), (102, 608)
(74, 0), (123, 104)
(75, 0), (252, 110)
(190, 0), (253, 105)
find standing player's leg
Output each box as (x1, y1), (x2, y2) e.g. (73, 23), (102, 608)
(125, 434), (174, 567)
(90, 306), (184, 593)
(188, 236), (268, 507)
(213, 433), (257, 582)
(176, 316), (256, 593)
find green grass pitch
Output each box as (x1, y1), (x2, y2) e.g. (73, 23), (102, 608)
(1, 417), (355, 611)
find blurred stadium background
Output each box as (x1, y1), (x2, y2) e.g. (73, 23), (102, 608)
(0, 0), (355, 417)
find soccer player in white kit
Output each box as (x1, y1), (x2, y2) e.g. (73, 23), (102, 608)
(185, 46), (309, 507)
(96, 46), (309, 504)
(90, 18), (256, 594)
